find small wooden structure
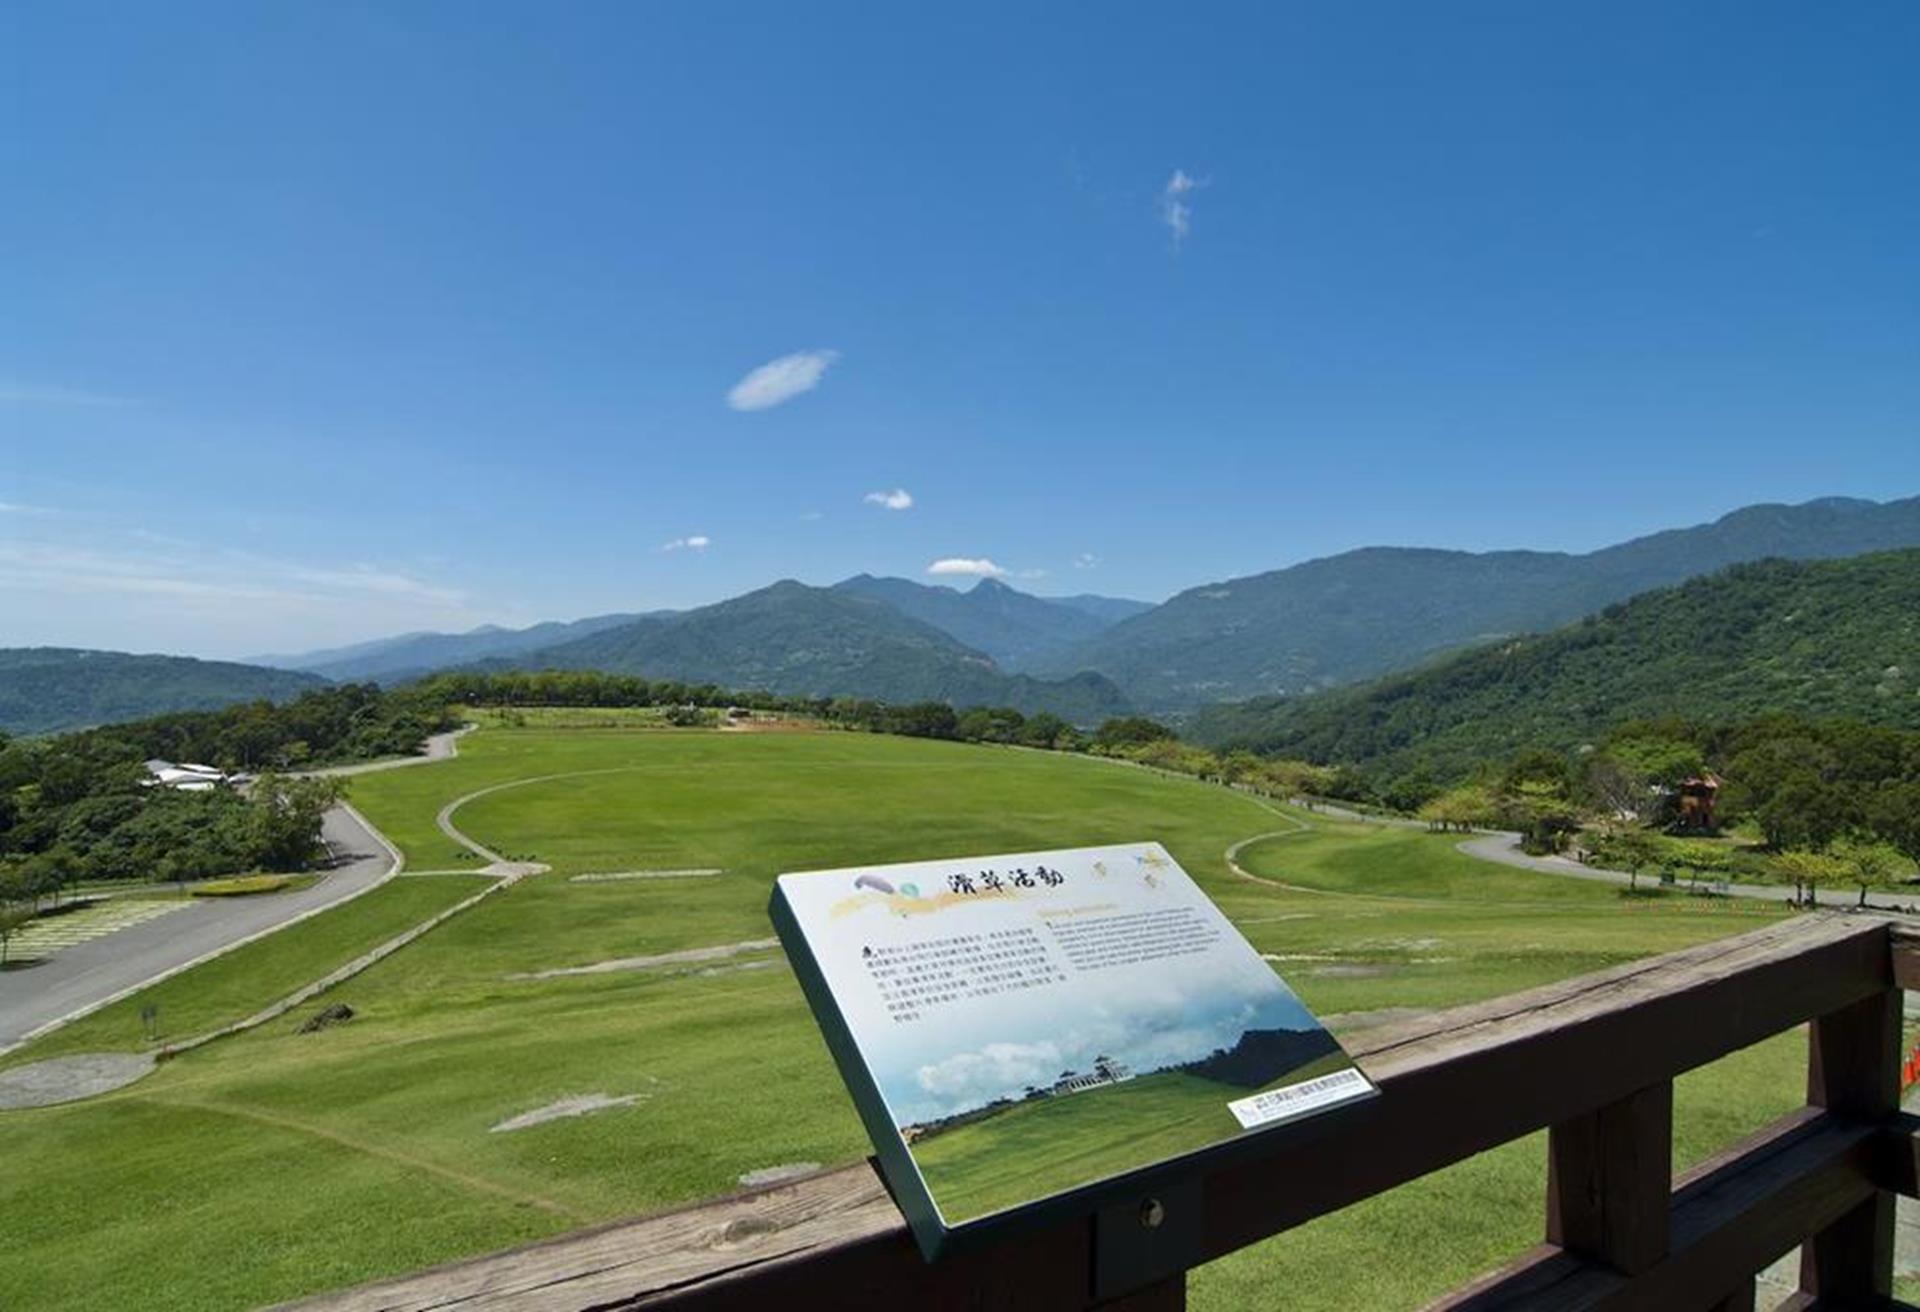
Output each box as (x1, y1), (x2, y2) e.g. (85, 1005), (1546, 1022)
(290, 915), (1920, 1311)
(1676, 774), (1722, 831)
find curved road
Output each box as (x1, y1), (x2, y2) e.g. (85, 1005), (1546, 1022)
(0, 727), (472, 1054)
(0, 805), (401, 1053)
(1456, 830), (1920, 914)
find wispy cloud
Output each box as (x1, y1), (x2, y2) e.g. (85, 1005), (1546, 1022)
(0, 501), (54, 516)
(864, 488), (914, 511)
(927, 557), (1005, 578)
(799, 510), (824, 522)
(282, 563), (466, 606)
(727, 350), (839, 411)
(661, 534), (711, 552)
(0, 540), (468, 609)
(1073, 551), (1100, 570)
(0, 380), (134, 407)
(1160, 169), (1204, 249)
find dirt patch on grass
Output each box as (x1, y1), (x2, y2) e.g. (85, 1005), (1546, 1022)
(508, 938), (780, 981)
(0, 1053), (156, 1109)
(1307, 962), (1400, 979)
(568, 869), (723, 883)
(489, 1092), (646, 1134)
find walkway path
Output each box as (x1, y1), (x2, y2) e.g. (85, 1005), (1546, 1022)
(0, 804), (402, 1054)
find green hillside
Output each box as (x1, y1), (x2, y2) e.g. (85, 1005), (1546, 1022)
(0, 648), (328, 736)
(515, 580), (1132, 722)
(1044, 495), (1920, 708)
(1189, 550), (1920, 779)
(831, 574), (1116, 670)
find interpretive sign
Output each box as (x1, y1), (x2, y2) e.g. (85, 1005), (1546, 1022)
(769, 841), (1375, 1259)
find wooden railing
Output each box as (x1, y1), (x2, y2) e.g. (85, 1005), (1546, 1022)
(292, 915), (1920, 1312)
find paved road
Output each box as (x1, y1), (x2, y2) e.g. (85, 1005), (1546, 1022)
(1457, 831), (1920, 914)
(307, 726), (469, 778)
(0, 805), (399, 1053)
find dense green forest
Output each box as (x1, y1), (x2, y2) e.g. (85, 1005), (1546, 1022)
(0, 648), (327, 736)
(1190, 551), (1920, 782)
(0, 684), (456, 904)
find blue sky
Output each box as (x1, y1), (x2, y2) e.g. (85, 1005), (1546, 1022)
(4, 2), (1916, 657)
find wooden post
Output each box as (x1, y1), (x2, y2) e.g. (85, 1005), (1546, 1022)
(1546, 1080), (1673, 1274)
(1704, 1276), (1756, 1311)
(1800, 987), (1901, 1300)
(1093, 1275), (1185, 1310)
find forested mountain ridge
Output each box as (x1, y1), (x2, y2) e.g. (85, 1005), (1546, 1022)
(1189, 549), (1920, 781)
(0, 648), (328, 735)
(1045, 593), (1157, 625)
(831, 574), (1125, 670)
(1037, 495), (1920, 709)
(507, 580), (1133, 722)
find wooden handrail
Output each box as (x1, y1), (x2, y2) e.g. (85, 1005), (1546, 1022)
(284, 915), (1918, 1312)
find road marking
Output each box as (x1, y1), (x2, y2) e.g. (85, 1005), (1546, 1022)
(7, 900), (192, 962)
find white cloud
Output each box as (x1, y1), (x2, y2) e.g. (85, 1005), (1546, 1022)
(798, 510), (824, 522)
(726, 350), (839, 411)
(1074, 552), (1100, 570)
(0, 380), (133, 407)
(1160, 169), (1205, 248)
(927, 557), (1006, 578)
(863, 488), (914, 511)
(917, 1041), (1062, 1103)
(661, 535), (711, 552)
(0, 501), (53, 515)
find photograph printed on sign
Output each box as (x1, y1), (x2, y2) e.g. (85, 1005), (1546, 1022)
(775, 842), (1373, 1225)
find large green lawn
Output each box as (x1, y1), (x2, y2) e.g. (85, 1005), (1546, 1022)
(0, 723), (1808, 1309)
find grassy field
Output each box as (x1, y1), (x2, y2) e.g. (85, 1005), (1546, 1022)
(0, 721), (1812, 1309)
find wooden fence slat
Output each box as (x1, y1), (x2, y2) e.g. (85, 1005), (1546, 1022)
(1545, 1081), (1671, 1274)
(1703, 1276), (1756, 1311)
(1093, 1275), (1185, 1310)
(1801, 987), (1901, 1303)
(1430, 1107), (1886, 1310)
(1203, 916), (1889, 1265)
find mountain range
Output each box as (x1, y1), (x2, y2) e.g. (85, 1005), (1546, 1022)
(1032, 495), (1920, 708)
(8, 494), (1919, 736)
(247, 612), (660, 684)
(830, 574), (1148, 671)
(1189, 549), (1920, 780)
(486, 580), (1134, 722)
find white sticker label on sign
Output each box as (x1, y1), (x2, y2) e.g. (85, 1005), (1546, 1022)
(1227, 1066), (1372, 1130)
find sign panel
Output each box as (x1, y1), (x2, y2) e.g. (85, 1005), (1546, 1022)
(769, 841), (1375, 1258)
